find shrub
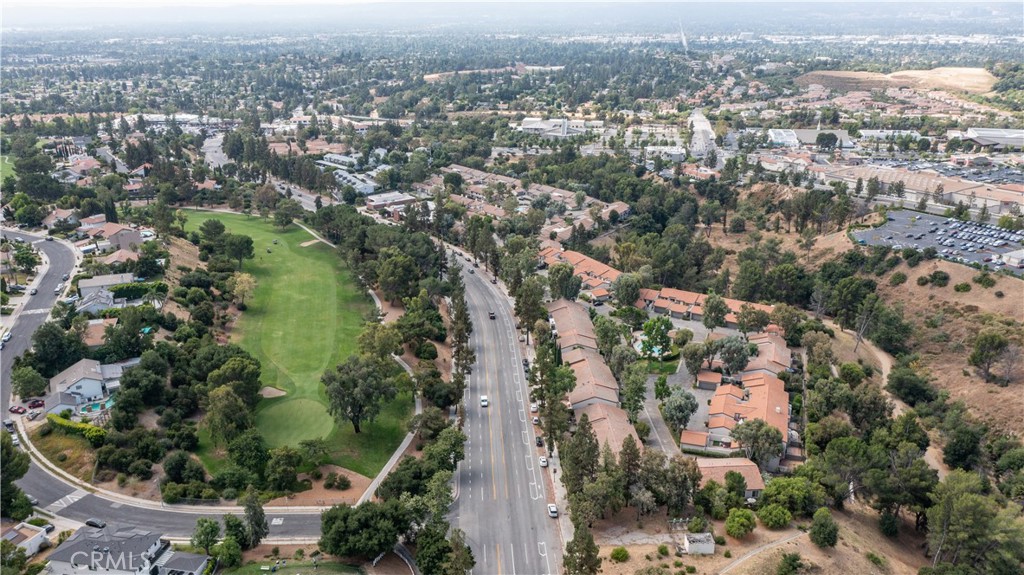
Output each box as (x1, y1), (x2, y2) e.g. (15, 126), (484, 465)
(323, 472), (337, 489)
(658, 544), (669, 556)
(776, 553), (804, 575)
(729, 217), (746, 233)
(916, 276), (930, 286)
(888, 272), (907, 286)
(879, 510), (898, 537)
(674, 560), (684, 568)
(634, 420), (651, 441)
(929, 270), (950, 287)
(713, 535), (726, 545)
(809, 508), (839, 547)
(687, 515), (708, 533)
(415, 341), (438, 360)
(725, 508), (757, 539)
(995, 290), (1005, 298)
(46, 414), (107, 446)
(953, 282), (971, 292)
(866, 552), (886, 568)
(271, 546), (280, 557)
(221, 488), (238, 500)
(108, 281), (168, 300)
(117, 473), (128, 487)
(333, 474), (352, 490)
(758, 504), (793, 529)
(686, 567), (696, 574)
(294, 549), (304, 560)
(128, 460), (154, 480)
(309, 468), (323, 480)
(56, 452), (67, 462)
(973, 273), (997, 288)
(723, 550), (731, 558)
(610, 547), (630, 563)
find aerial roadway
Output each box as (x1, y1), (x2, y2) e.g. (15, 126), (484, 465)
(451, 253), (563, 575)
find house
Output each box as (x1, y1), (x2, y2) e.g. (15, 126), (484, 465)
(589, 287), (610, 302)
(77, 214), (107, 230)
(78, 273), (135, 298)
(47, 525), (209, 575)
(705, 372), (790, 468)
(42, 208), (79, 229)
(47, 357), (140, 414)
(682, 532), (715, 555)
(547, 299), (599, 353)
(79, 224), (142, 252)
(1, 523), (48, 557)
(83, 318), (118, 349)
(695, 457), (766, 499)
(679, 429), (710, 449)
(564, 348), (619, 409)
(76, 289), (127, 315)
(576, 403), (641, 455)
(102, 249), (140, 266)
(365, 191), (416, 211)
(745, 333), (792, 376)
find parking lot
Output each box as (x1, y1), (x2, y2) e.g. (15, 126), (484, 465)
(851, 210), (1024, 270)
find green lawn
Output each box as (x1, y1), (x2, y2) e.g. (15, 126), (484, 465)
(224, 561), (362, 575)
(1, 155), (15, 181)
(186, 211), (412, 477)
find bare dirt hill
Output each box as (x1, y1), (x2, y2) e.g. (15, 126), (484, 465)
(796, 67), (997, 94)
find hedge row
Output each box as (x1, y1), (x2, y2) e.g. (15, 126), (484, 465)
(108, 281), (168, 300)
(46, 413), (106, 447)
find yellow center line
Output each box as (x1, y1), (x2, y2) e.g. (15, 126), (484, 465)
(496, 543), (502, 575)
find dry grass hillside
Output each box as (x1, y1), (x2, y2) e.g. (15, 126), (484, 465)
(796, 67), (997, 94)
(876, 260), (1024, 436)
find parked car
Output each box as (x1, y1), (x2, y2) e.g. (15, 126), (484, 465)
(61, 273), (69, 281)
(490, 278), (497, 285)
(530, 403), (538, 413)
(27, 410), (40, 421)
(8, 406), (26, 414)
(2, 332), (11, 343)
(547, 504), (558, 518)
(84, 518), (106, 529)
(27, 495), (38, 506)
(532, 416), (540, 425)
(535, 436), (543, 447)
(27, 400), (44, 409)
(43, 524), (55, 534)
(29, 288), (37, 295)
(539, 456), (548, 468)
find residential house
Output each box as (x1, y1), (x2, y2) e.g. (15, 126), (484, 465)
(365, 191), (416, 211)
(78, 224), (143, 252)
(703, 372), (790, 468)
(42, 208), (79, 230)
(745, 333), (792, 376)
(1, 523), (48, 557)
(77, 214), (107, 230)
(47, 525), (209, 575)
(563, 348), (619, 410)
(547, 299), (598, 354)
(78, 273), (134, 298)
(46, 357), (140, 415)
(76, 289), (127, 315)
(695, 457), (766, 499)
(576, 403), (641, 455)
(696, 370), (722, 391)
(102, 249), (140, 266)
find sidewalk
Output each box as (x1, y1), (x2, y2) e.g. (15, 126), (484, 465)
(546, 448), (574, 549)
(0, 231), (54, 331)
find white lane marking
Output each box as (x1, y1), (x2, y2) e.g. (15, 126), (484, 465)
(270, 518), (283, 526)
(539, 542), (550, 575)
(510, 543), (517, 574)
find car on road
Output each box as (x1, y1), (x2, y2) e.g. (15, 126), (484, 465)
(480, 395), (489, 408)
(3, 420), (14, 432)
(8, 406), (26, 414)
(530, 402), (538, 413)
(27, 495), (38, 506)
(532, 416), (540, 425)
(539, 456), (548, 467)
(61, 274), (69, 281)
(547, 504), (558, 518)
(45, 236), (53, 241)
(11, 435), (20, 447)
(2, 332), (11, 343)
(488, 311), (496, 320)
(27, 399), (45, 409)
(468, 269), (474, 274)
(85, 518), (106, 529)
(29, 288), (37, 295)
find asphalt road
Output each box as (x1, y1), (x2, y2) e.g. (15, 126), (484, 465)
(451, 255), (563, 575)
(851, 210), (1024, 270)
(1, 229), (78, 414)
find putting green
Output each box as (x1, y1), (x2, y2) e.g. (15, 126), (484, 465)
(186, 211), (413, 476)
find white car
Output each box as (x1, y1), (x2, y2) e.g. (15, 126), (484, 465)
(547, 504), (558, 518)
(539, 456), (548, 468)
(532, 416), (540, 425)
(530, 403), (538, 413)
(480, 395), (489, 408)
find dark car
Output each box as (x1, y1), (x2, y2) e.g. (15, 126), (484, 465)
(43, 524), (55, 534)
(490, 278), (497, 284)
(535, 436), (543, 447)
(61, 273), (69, 281)
(85, 518), (106, 529)
(488, 311), (496, 320)
(27, 400), (45, 409)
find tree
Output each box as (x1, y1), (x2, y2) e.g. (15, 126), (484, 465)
(322, 354), (398, 433)
(191, 518), (220, 556)
(514, 276), (547, 344)
(725, 508), (757, 539)
(563, 523), (602, 575)
(968, 330), (1009, 383)
(1, 433), (30, 516)
(718, 336), (750, 375)
(241, 488), (268, 549)
(594, 315), (622, 358)
(561, 414), (600, 495)
(273, 198), (304, 228)
(612, 273), (641, 309)
(215, 536), (243, 569)
(661, 388), (698, 434)
(548, 263), (582, 301)
(761, 477), (825, 517)
(1, 539), (27, 575)
(798, 229), (817, 261)
(736, 304), (771, 338)
(10, 366), (47, 398)
(682, 342), (706, 382)
(732, 419), (784, 470)
(224, 234), (255, 271)
(701, 292), (728, 333)
(620, 362), (648, 423)
(415, 525), (452, 575)
(319, 500), (411, 559)
(205, 387), (252, 446)
(641, 315), (672, 359)
(758, 504), (793, 529)
(654, 375), (670, 402)
(223, 515), (248, 550)
(809, 508), (839, 547)
(815, 132), (839, 150)
(673, 328), (694, 349)
(442, 529), (475, 575)
(231, 273), (256, 308)
(377, 248), (420, 304)
(227, 429), (270, 480)
(207, 356), (263, 408)
(266, 446), (303, 491)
